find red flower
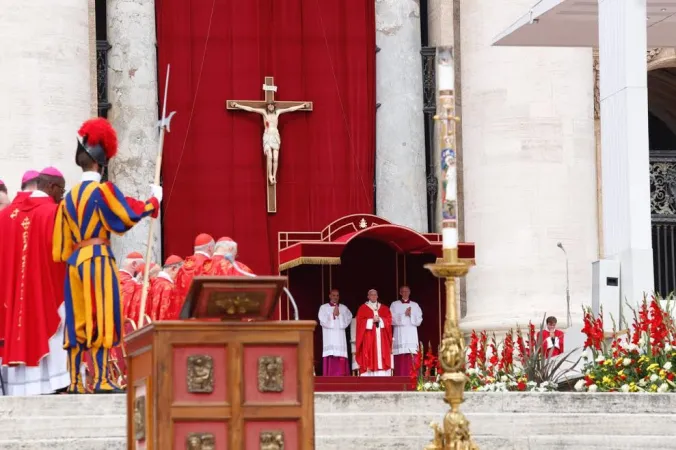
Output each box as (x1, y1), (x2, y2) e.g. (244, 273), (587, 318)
(517, 381), (527, 391)
(423, 345), (438, 377)
(584, 376), (594, 386)
(581, 309), (603, 351)
(468, 331), (479, 369)
(500, 330), (514, 372)
(409, 349), (422, 389)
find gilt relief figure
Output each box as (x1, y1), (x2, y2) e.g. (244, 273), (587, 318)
(187, 354), (214, 393)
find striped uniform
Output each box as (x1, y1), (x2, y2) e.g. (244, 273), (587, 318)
(53, 179), (158, 392)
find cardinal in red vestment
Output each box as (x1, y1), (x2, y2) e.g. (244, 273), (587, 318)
(149, 255), (184, 320)
(539, 316), (565, 357)
(202, 236), (254, 276)
(0, 167), (70, 394)
(175, 233), (215, 300)
(129, 263), (160, 323)
(119, 251), (143, 322)
(356, 289), (393, 376)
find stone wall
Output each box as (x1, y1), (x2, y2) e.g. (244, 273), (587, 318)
(0, 0), (92, 194)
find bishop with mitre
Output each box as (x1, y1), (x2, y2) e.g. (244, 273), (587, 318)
(356, 289), (393, 376)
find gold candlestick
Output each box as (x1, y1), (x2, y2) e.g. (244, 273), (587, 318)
(423, 46), (478, 450)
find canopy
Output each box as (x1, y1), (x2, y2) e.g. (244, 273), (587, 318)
(278, 214), (474, 271)
(493, 0), (676, 47)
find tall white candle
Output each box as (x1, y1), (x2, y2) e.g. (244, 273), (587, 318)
(438, 64), (454, 91)
(442, 227), (458, 249)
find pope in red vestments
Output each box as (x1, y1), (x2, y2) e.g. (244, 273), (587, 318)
(356, 289), (393, 376)
(175, 233), (215, 301)
(149, 255), (184, 320)
(0, 167), (70, 394)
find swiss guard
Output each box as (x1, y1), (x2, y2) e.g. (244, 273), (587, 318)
(52, 118), (162, 393)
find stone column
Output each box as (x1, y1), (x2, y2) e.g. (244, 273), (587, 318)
(107, 0), (161, 262)
(0, 0), (91, 193)
(598, 0), (654, 304)
(375, 0), (427, 232)
(459, 0), (598, 333)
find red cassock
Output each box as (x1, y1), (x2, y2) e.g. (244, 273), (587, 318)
(539, 329), (565, 357)
(128, 279), (156, 324)
(202, 255), (254, 276)
(0, 192), (32, 358)
(174, 253), (210, 301)
(356, 302), (393, 374)
(3, 196), (65, 366)
(150, 276), (180, 321)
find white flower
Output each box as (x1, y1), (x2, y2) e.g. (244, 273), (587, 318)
(639, 378), (648, 387)
(574, 379), (586, 392)
(664, 362), (673, 371)
(623, 358), (632, 366)
(432, 382), (440, 390)
(620, 384), (630, 392)
(595, 355), (606, 363)
(467, 368), (477, 376)
(500, 375), (508, 382)
(424, 382), (432, 390)
(588, 384), (598, 392)
(527, 381), (537, 387)
(666, 344), (673, 352)
(658, 383), (669, 393)
(627, 343), (640, 353)
(650, 374), (659, 382)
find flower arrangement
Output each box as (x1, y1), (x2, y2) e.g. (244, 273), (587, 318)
(465, 321), (575, 392)
(576, 296), (676, 393)
(410, 342), (444, 391)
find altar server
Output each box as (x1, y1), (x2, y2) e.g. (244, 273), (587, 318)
(52, 118), (161, 394)
(318, 289), (352, 376)
(539, 316), (565, 357)
(356, 289), (393, 376)
(390, 285), (423, 376)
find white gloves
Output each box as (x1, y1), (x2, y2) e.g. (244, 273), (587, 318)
(150, 184), (163, 202)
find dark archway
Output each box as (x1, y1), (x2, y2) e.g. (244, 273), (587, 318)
(648, 68), (676, 296)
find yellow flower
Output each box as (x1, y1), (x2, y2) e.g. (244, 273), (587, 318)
(588, 373), (595, 380)
(651, 384), (658, 392)
(660, 369), (667, 380)
(639, 355), (650, 364)
(628, 382), (639, 393)
(618, 369), (625, 376)
(647, 363), (660, 372)
(604, 359), (613, 366)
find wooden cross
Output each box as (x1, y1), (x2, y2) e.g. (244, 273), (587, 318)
(226, 76), (313, 214)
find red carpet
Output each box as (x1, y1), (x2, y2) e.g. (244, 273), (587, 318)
(314, 376), (414, 392)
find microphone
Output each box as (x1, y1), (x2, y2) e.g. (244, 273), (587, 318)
(224, 253), (299, 321)
(556, 242), (571, 327)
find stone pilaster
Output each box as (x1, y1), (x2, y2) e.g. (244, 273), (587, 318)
(0, 0), (91, 194)
(375, 0), (427, 232)
(458, 0), (598, 332)
(598, 0), (654, 305)
(106, 0), (161, 262)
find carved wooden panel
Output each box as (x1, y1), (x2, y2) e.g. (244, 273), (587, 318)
(260, 430), (285, 450)
(186, 432), (215, 450)
(187, 354), (214, 393)
(258, 356), (284, 393)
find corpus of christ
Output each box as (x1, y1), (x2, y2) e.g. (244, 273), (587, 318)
(1, 0), (675, 448)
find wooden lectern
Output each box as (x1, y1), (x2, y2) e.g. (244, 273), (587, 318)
(125, 276), (316, 450)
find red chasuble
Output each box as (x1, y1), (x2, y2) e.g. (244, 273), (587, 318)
(356, 302), (393, 374)
(0, 191), (33, 356)
(4, 196), (65, 366)
(203, 255), (254, 276)
(539, 329), (565, 357)
(150, 275), (178, 320)
(127, 279), (155, 324)
(174, 253), (209, 301)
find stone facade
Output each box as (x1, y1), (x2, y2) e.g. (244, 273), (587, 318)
(458, 0), (598, 332)
(0, 0), (92, 194)
(106, 0), (161, 262)
(375, 0), (428, 232)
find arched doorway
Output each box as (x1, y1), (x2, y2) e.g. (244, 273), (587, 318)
(648, 65), (676, 297)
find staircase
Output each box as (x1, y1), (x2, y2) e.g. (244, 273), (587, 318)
(1, 392), (675, 449)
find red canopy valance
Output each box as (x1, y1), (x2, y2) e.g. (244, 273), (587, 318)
(278, 214), (474, 272)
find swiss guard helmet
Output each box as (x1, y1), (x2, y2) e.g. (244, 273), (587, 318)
(75, 118), (118, 167)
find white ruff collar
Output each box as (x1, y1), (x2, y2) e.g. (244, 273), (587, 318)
(366, 301), (380, 312)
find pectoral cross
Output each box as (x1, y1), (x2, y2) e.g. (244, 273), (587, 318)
(227, 76), (313, 214)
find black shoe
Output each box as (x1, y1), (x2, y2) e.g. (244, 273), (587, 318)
(93, 387), (126, 394)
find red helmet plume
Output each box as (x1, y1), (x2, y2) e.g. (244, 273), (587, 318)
(78, 118), (118, 160)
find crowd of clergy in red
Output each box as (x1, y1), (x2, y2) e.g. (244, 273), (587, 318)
(119, 233), (253, 326)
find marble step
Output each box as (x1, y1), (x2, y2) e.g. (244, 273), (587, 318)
(0, 415), (125, 440)
(2, 435), (675, 450)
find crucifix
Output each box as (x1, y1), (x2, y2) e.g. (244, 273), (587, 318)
(227, 76), (313, 214)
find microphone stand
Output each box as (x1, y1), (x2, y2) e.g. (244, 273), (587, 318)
(557, 243), (571, 327)
(224, 254), (299, 321)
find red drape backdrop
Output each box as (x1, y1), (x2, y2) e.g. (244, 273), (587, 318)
(156, 0), (376, 273)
